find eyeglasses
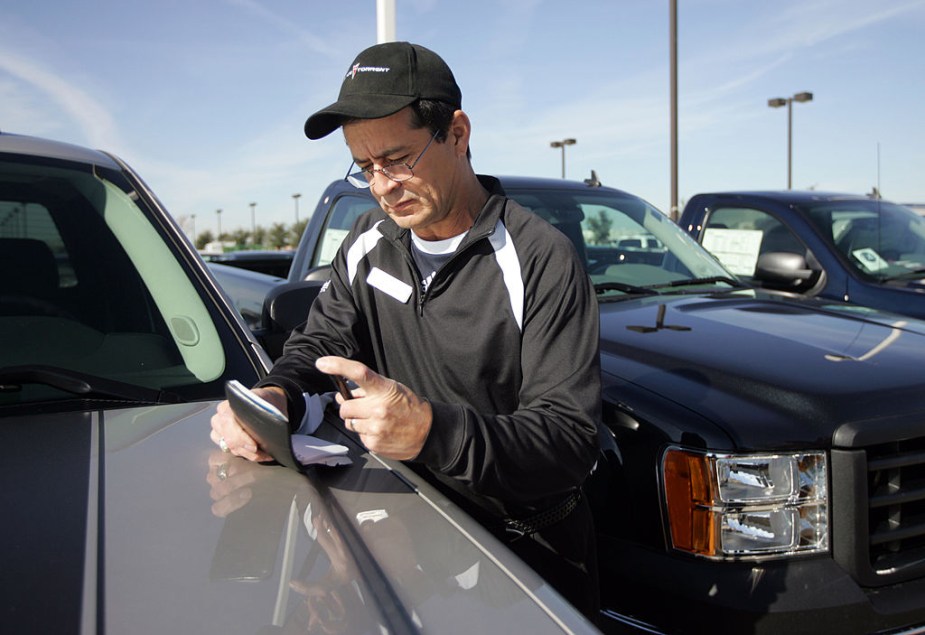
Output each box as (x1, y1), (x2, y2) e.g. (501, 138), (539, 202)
(344, 130), (439, 189)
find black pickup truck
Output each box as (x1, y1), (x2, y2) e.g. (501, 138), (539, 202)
(679, 191), (925, 320)
(246, 175), (925, 635)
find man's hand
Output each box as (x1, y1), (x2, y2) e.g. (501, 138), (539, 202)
(316, 356), (432, 460)
(209, 385), (287, 463)
(206, 450), (262, 517)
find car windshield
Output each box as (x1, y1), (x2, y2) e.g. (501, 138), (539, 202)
(0, 154), (232, 409)
(505, 186), (738, 298)
(803, 200), (925, 280)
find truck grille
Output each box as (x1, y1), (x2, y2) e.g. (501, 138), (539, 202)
(831, 426), (925, 587)
(866, 437), (925, 577)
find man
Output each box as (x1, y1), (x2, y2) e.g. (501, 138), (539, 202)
(211, 41), (602, 618)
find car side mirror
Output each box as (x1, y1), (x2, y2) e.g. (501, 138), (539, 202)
(257, 279), (327, 360)
(754, 252), (818, 289)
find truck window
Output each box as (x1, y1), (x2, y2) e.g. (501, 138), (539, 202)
(701, 207), (803, 277)
(313, 194), (379, 268)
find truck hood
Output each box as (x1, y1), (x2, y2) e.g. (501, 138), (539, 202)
(0, 402), (589, 634)
(599, 290), (925, 450)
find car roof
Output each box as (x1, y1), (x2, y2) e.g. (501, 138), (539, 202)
(204, 250), (295, 261)
(498, 174), (652, 201)
(0, 131), (122, 169)
(690, 190), (885, 206)
(324, 171), (645, 201)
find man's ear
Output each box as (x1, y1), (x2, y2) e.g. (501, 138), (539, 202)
(449, 110), (472, 157)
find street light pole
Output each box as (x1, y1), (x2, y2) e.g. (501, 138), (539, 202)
(768, 92), (813, 189)
(249, 202), (257, 239)
(216, 208), (222, 239)
(377, 0), (396, 43)
(292, 193), (301, 223)
(550, 138), (576, 179)
(669, 0), (678, 220)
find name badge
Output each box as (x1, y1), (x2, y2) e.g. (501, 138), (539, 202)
(366, 267), (413, 303)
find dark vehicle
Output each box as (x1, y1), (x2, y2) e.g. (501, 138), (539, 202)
(206, 261), (287, 331)
(680, 191), (925, 319)
(0, 133), (600, 635)
(202, 248), (295, 278)
(236, 175), (925, 634)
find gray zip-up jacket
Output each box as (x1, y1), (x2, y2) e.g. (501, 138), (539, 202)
(260, 176), (601, 520)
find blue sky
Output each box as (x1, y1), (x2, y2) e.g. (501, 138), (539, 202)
(2, 0), (924, 237)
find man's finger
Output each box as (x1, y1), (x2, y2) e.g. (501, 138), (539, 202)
(316, 356), (387, 395)
(211, 487), (252, 518)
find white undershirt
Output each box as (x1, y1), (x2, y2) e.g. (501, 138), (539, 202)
(410, 230), (468, 292)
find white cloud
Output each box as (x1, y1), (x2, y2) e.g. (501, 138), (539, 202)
(223, 0), (342, 59)
(0, 49), (123, 149)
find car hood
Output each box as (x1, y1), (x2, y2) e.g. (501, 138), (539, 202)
(0, 401), (593, 634)
(599, 290), (925, 450)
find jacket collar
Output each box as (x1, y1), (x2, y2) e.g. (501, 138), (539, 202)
(376, 175), (507, 245)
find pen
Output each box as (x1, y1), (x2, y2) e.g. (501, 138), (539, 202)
(331, 375), (353, 401)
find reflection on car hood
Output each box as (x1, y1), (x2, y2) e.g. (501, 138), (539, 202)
(600, 290), (925, 448)
(0, 402), (594, 634)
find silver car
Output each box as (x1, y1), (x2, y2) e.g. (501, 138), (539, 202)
(0, 132), (600, 634)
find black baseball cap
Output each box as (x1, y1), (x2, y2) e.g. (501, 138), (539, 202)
(304, 42), (462, 140)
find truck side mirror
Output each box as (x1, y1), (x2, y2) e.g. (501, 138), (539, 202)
(754, 252), (819, 289)
(257, 279), (327, 360)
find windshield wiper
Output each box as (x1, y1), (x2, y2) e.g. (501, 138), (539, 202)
(0, 365), (182, 404)
(594, 282), (659, 296)
(646, 276), (744, 291)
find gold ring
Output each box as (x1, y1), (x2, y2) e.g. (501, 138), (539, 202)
(219, 436), (230, 453)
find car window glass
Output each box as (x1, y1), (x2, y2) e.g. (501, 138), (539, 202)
(507, 189), (731, 290)
(701, 207), (803, 277)
(812, 203), (925, 277)
(0, 202), (78, 288)
(0, 157), (226, 406)
(313, 194), (379, 268)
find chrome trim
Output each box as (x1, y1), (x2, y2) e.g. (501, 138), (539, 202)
(873, 624), (925, 635)
(600, 609), (671, 634)
(80, 415), (100, 635)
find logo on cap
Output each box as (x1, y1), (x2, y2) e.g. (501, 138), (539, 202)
(346, 64), (391, 80)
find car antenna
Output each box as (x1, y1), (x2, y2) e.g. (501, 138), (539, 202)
(584, 170), (602, 187)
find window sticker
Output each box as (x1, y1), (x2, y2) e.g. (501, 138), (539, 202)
(852, 247), (889, 272)
(702, 228), (763, 276)
(317, 228), (349, 267)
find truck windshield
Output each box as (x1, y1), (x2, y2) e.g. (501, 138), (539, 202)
(804, 200), (925, 281)
(505, 187), (736, 296)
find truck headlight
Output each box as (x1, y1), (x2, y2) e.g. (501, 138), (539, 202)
(662, 448), (828, 559)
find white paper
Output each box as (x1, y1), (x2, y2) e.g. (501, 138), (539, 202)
(702, 228), (764, 276)
(852, 247), (889, 272)
(292, 434), (351, 467)
(228, 379), (287, 421)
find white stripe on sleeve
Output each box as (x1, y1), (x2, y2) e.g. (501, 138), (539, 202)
(488, 220), (524, 331)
